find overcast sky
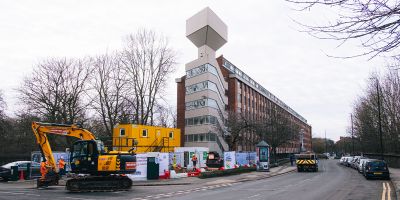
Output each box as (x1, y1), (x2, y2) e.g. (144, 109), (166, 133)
(0, 0), (387, 141)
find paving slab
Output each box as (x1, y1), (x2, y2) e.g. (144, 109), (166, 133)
(389, 167), (400, 200)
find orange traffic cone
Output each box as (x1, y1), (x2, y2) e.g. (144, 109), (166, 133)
(19, 170), (24, 180)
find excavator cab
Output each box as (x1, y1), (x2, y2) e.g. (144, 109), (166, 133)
(70, 140), (104, 174)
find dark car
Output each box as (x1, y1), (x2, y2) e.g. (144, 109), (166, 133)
(205, 151), (224, 168)
(363, 160), (390, 180)
(0, 161), (41, 182)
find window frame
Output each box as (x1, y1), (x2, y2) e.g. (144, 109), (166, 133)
(141, 129), (148, 137)
(120, 128), (126, 136)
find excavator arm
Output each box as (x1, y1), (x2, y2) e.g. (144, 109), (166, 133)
(31, 121), (96, 172)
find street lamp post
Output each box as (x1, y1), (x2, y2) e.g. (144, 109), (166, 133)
(324, 130), (327, 154)
(373, 78), (384, 160)
(351, 114), (354, 155)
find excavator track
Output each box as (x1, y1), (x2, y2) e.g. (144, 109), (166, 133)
(66, 175), (132, 192)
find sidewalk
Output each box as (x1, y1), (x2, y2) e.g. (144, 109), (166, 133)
(130, 163), (296, 186)
(389, 167), (400, 200)
(7, 164), (296, 188)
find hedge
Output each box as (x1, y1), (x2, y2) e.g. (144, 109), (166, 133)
(198, 167), (256, 179)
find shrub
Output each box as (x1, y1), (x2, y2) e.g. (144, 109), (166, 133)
(198, 166), (256, 179)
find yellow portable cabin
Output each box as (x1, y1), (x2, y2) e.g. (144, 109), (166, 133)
(113, 124), (181, 153)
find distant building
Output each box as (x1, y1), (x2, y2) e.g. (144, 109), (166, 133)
(176, 7), (312, 154)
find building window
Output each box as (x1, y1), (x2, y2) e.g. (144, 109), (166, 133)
(184, 133), (218, 142)
(199, 134), (205, 141)
(185, 115), (217, 127)
(188, 135), (193, 142)
(185, 98), (220, 111)
(120, 128), (125, 136)
(186, 81), (219, 95)
(209, 133), (216, 141)
(141, 129), (148, 137)
(169, 131), (174, 139)
(210, 116), (216, 124)
(186, 63), (219, 79)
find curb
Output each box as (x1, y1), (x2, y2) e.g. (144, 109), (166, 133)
(390, 180), (399, 200)
(234, 168), (296, 183)
(128, 166), (296, 187)
(131, 167), (296, 187)
(131, 182), (192, 186)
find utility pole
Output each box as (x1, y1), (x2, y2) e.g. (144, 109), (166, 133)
(351, 114), (354, 155)
(376, 79), (384, 160)
(325, 131), (327, 154)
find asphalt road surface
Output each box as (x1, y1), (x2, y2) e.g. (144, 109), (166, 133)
(171, 160), (396, 200)
(0, 159), (395, 200)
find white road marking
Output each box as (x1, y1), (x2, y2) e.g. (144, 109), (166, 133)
(25, 193), (41, 197)
(382, 182), (387, 200)
(0, 191), (25, 195)
(386, 182), (391, 200)
(247, 194), (260, 199)
(64, 197), (95, 200)
(129, 181), (242, 199)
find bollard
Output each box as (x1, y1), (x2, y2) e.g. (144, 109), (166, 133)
(10, 166), (18, 181)
(19, 170), (24, 180)
(26, 163), (31, 180)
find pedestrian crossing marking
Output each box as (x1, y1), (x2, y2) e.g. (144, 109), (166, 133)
(130, 182), (240, 200)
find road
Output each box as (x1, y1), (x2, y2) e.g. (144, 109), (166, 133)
(173, 160), (395, 200)
(0, 160), (395, 200)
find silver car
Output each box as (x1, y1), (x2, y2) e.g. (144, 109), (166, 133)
(339, 156), (349, 165)
(357, 158), (371, 173)
(351, 156), (362, 169)
(344, 157), (354, 167)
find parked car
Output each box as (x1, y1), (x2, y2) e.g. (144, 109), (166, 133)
(317, 154), (328, 159)
(363, 160), (390, 180)
(351, 156), (361, 169)
(344, 157), (354, 167)
(357, 158), (371, 173)
(339, 156), (349, 165)
(0, 161), (41, 182)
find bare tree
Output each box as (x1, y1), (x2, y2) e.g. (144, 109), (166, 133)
(18, 58), (90, 124)
(0, 90), (8, 143)
(287, 0), (400, 58)
(256, 107), (299, 161)
(379, 70), (400, 153)
(222, 111), (256, 151)
(89, 54), (128, 137)
(352, 70), (400, 154)
(153, 104), (177, 128)
(121, 29), (177, 125)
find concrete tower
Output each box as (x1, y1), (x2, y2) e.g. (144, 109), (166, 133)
(178, 7), (229, 154)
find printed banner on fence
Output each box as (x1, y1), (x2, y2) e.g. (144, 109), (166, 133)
(224, 151), (236, 169)
(132, 154), (148, 178)
(158, 153), (169, 176)
(235, 153), (249, 166)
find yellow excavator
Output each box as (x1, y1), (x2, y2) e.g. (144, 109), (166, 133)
(32, 121), (137, 192)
